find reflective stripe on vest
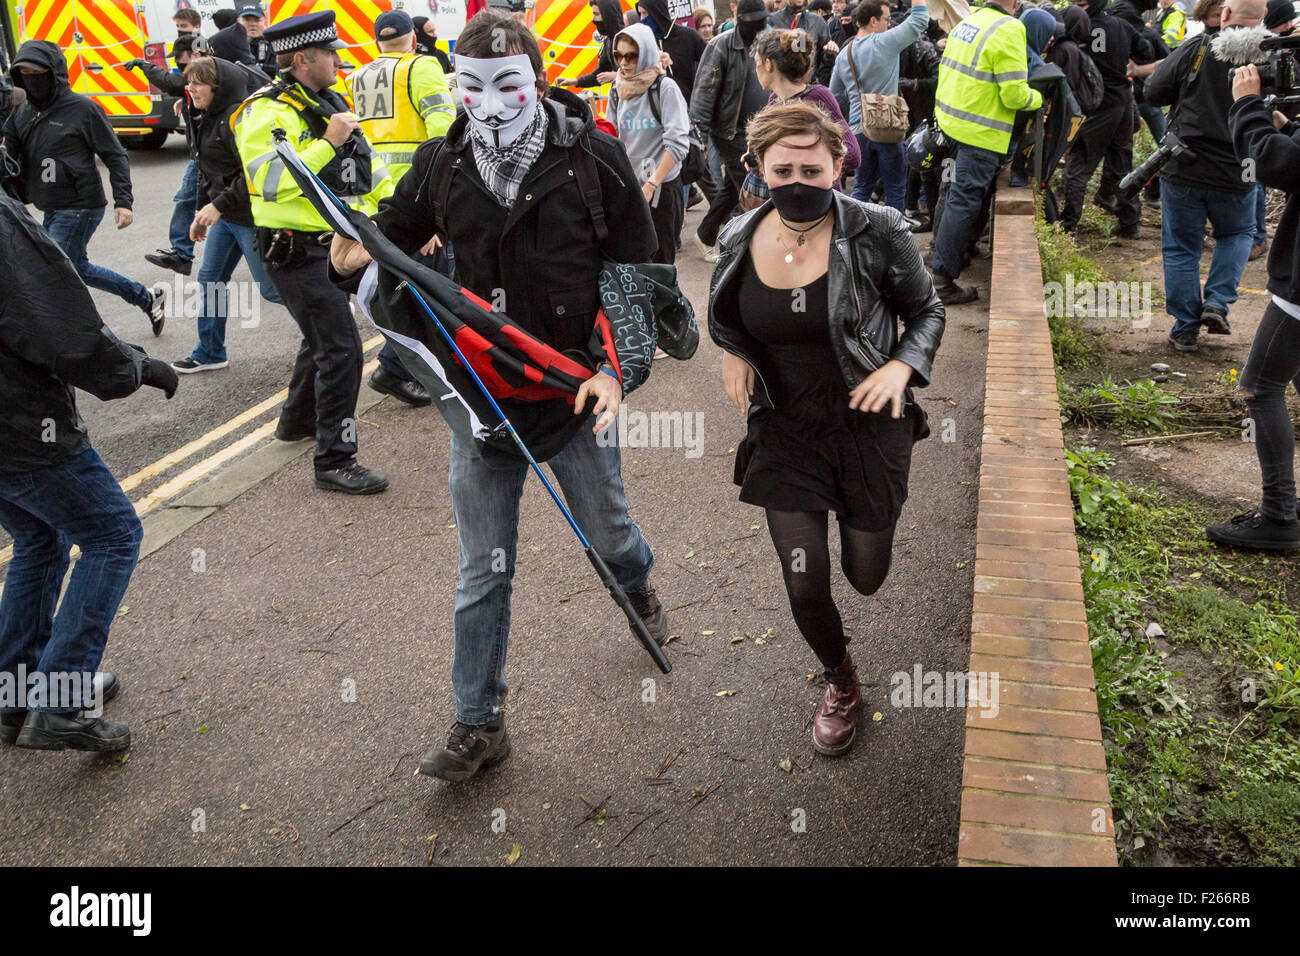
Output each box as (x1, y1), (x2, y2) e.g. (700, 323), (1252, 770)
(935, 100), (1014, 134)
(351, 54), (428, 147)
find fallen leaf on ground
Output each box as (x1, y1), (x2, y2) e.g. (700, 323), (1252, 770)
(715, 690), (735, 697)
(872, 712), (883, 722)
(779, 759), (793, 773)
(506, 844), (521, 865)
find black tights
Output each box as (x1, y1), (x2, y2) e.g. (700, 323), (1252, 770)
(765, 510), (896, 670)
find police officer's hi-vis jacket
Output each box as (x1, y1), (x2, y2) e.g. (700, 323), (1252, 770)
(347, 52), (455, 187)
(233, 79), (394, 231)
(934, 4), (1042, 155)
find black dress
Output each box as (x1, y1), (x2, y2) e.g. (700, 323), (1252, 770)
(731, 250), (917, 532)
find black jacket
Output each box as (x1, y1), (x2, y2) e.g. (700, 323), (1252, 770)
(574, 0), (622, 88)
(0, 191), (150, 472)
(691, 28), (755, 141)
(3, 40), (134, 211)
(193, 58), (256, 227)
(1146, 33), (1253, 195)
(640, 0), (708, 105)
(899, 33), (940, 129)
(411, 19), (454, 73)
(1082, 0), (1155, 108)
(347, 87), (655, 356)
(1046, 8), (1093, 105)
(1107, 0), (1168, 104)
(1231, 95), (1300, 301)
(708, 192), (945, 406)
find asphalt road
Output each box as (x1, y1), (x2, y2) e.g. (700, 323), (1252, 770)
(0, 182), (990, 865)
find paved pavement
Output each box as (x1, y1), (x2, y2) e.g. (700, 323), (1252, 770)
(0, 201), (989, 865)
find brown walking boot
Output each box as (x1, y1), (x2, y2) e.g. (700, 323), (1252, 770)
(812, 653), (861, 757)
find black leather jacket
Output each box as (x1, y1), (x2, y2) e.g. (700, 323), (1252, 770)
(690, 28), (751, 141)
(708, 192), (945, 410)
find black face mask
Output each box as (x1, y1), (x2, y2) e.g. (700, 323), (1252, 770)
(738, 18), (765, 44)
(770, 181), (835, 222)
(20, 71), (55, 109)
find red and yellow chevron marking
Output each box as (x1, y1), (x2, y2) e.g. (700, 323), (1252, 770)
(22, 0), (148, 115)
(269, 0), (394, 68)
(530, 1), (631, 115)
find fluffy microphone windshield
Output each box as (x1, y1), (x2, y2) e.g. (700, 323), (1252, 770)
(1212, 25), (1276, 65)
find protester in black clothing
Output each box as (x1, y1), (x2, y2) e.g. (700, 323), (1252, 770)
(899, 25), (940, 230)
(2, 41), (167, 334)
(709, 102), (942, 757)
(833, 1), (857, 44)
(1205, 63), (1300, 549)
(411, 16), (454, 73)
(1045, 4), (1095, 105)
(0, 189), (177, 752)
(636, 0), (708, 104)
(769, 0), (840, 86)
(212, 8), (238, 30)
(691, 0), (771, 257)
(1058, 0), (1156, 237)
(567, 0), (622, 88)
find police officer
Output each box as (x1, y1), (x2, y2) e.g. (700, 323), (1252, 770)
(347, 9), (456, 408)
(234, 10), (393, 494)
(929, 2), (1041, 305)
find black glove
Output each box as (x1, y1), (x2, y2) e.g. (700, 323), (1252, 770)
(123, 59), (147, 70)
(141, 357), (178, 399)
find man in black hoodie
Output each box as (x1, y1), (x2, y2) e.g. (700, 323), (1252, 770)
(636, 0), (708, 104)
(0, 189), (177, 752)
(2, 41), (167, 335)
(1058, 0), (1156, 237)
(565, 0), (623, 88)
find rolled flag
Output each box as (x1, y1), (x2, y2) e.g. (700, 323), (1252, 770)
(273, 134), (617, 461)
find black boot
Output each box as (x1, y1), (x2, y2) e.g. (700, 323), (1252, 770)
(628, 583), (670, 647)
(1206, 510), (1300, 552)
(315, 461), (389, 495)
(934, 276), (978, 305)
(369, 366), (432, 407)
(15, 711), (131, 751)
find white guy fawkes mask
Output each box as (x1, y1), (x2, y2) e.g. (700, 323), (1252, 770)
(454, 53), (540, 148)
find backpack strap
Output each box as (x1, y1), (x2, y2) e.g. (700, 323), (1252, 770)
(427, 139), (456, 240)
(647, 74), (664, 126)
(570, 133), (609, 245)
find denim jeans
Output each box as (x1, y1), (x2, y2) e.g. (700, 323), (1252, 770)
(191, 218), (282, 365)
(931, 142), (1002, 280)
(1240, 302), (1300, 521)
(851, 135), (906, 211)
(0, 447), (142, 714)
(169, 159), (198, 262)
(1138, 100), (1167, 146)
(1255, 184), (1268, 246)
(1160, 180), (1255, 336)
(42, 207), (151, 310)
(447, 423), (654, 724)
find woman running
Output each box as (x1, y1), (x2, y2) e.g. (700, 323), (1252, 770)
(708, 101), (944, 756)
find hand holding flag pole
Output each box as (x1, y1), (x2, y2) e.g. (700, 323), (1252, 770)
(269, 132), (671, 674)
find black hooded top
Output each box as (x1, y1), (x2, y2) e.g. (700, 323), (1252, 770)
(1045, 4), (1094, 104)
(637, 0), (708, 104)
(411, 17), (453, 73)
(192, 57), (260, 226)
(574, 0), (627, 88)
(2, 40), (134, 211)
(1082, 0), (1155, 107)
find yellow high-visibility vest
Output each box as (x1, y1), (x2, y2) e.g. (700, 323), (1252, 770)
(348, 52), (455, 186)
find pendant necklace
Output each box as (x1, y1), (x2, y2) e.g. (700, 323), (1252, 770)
(776, 212), (829, 263)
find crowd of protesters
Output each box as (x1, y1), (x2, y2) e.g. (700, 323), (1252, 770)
(1, 0), (1299, 775)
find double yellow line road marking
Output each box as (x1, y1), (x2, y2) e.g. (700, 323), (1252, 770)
(0, 334), (386, 573)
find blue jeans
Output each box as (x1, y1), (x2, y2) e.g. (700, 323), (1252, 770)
(191, 218), (282, 364)
(1255, 184), (1268, 245)
(169, 159), (198, 262)
(1160, 180), (1255, 336)
(447, 424), (653, 724)
(931, 142), (1002, 280)
(1138, 101), (1167, 145)
(851, 135), (906, 211)
(0, 447), (142, 714)
(42, 207), (151, 310)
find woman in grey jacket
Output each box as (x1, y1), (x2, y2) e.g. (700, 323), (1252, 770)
(609, 22), (690, 263)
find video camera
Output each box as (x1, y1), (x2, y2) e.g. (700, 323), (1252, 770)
(1237, 32), (1300, 111)
(1117, 131), (1197, 201)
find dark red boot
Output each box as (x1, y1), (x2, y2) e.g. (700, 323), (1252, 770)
(812, 654), (861, 757)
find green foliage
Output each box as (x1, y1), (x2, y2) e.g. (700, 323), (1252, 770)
(1036, 217), (1105, 368)
(1062, 376), (1183, 433)
(1202, 782), (1300, 866)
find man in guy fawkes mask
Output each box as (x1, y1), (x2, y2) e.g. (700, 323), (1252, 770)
(330, 10), (668, 785)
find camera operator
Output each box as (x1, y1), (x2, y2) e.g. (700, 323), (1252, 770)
(1205, 61), (1300, 549)
(1145, 0), (1266, 353)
